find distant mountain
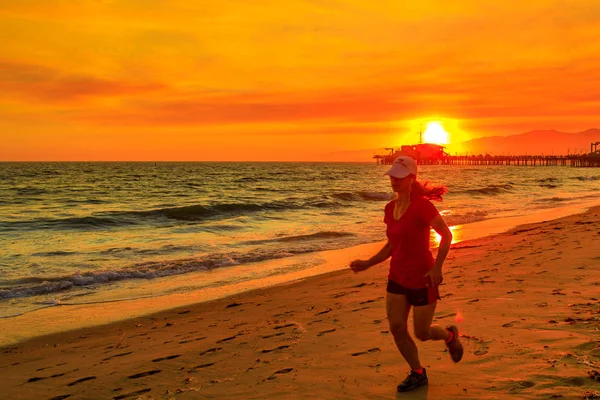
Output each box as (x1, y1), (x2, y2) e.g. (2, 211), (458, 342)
(457, 129), (600, 156)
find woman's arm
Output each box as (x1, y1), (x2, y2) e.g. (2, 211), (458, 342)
(350, 241), (392, 272)
(426, 214), (453, 284)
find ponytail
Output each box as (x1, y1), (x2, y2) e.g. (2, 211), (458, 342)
(410, 178), (447, 201)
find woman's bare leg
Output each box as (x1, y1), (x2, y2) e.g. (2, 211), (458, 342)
(386, 292), (421, 369)
(412, 301), (450, 342)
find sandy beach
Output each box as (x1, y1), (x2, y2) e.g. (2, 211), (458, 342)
(1, 207), (600, 400)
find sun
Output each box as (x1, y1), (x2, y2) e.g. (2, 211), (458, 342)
(423, 122), (449, 145)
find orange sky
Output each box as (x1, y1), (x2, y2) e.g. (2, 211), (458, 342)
(1, 0), (599, 161)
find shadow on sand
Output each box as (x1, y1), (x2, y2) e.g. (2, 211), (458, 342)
(395, 384), (428, 399)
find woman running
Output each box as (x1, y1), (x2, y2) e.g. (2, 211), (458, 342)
(350, 156), (463, 392)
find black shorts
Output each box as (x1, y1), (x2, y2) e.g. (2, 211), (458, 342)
(386, 279), (440, 306)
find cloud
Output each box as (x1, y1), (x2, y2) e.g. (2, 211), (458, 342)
(63, 55), (600, 129)
(0, 61), (164, 104)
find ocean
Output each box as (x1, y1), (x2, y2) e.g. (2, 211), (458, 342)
(1, 162), (599, 320)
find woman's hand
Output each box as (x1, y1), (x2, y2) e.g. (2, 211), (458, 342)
(425, 266), (444, 285)
(350, 259), (371, 273)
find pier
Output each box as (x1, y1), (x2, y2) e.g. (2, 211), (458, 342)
(374, 141), (600, 167)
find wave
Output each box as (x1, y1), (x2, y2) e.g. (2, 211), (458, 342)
(454, 184), (514, 196)
(306, 200), (343, 209)
(535, 178), (561, 188)
(532, 193), (600, 205)
(234, 177), (275, 183)
(0, 280), (76, 299)
(13, 187), (50, 196)
(532, 197), (571, 204)
(160, 203), (265, 220)
(445, 210), (489, 225)
(99, 244), (201, 256)
(0, 236), (363, 300)
(28, 245), (203, 259)
(304, 191), (391, 208)
(0, 202), (297, 231)
(0, 191), (393, 231)
(536, 178), (561, 183)
(570, 176), (600, 181)
(276, 231), (354, 242)
(240, 231), (355, 245)
(32, 250), (80, 257)
(331, 191), (392, 202)
(63, 198), (110, 205)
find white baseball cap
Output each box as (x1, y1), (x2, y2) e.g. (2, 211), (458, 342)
(384, 156), (418, 178)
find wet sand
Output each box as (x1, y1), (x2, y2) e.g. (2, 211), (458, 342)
(1, 207), (600, 399)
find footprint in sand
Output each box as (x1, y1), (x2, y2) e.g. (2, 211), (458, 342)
(49, 395), (73, 400)
(502, 321), (520, 328)
(474, 349), (488, 356)
(261, 332), (285, 339)
(273, 310), (295, 318)
(351, 348), (381, 356)
(261, 345), (290, 353)
(27, 377), (48, 383)
(152, 354), (181, 362)
(188, 363), (215, 372)
(332, 290), (359, 298)
(434, 312), (457, 321)
(317, 328), (336, 336)
(127, 370), (161, 379)
(360, 297), (384, 305)
(511, 380), (536, 389)
(273, 323), (295, 330)
(67, 376), (96, 386)
(102, 352), (132, 361)
(127, 332), (149, 339)
(230, 322), (249, 330)
(199, 347), (221, 356)
(112, 388), (152, 399)
(179, 336), (207, 344)
(462, 335), (492, 356)
(561, 376), (586, 386)
(26, 369), (78, 384)
(265, 368), (294, 380)
(216, 335), (237, 343)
